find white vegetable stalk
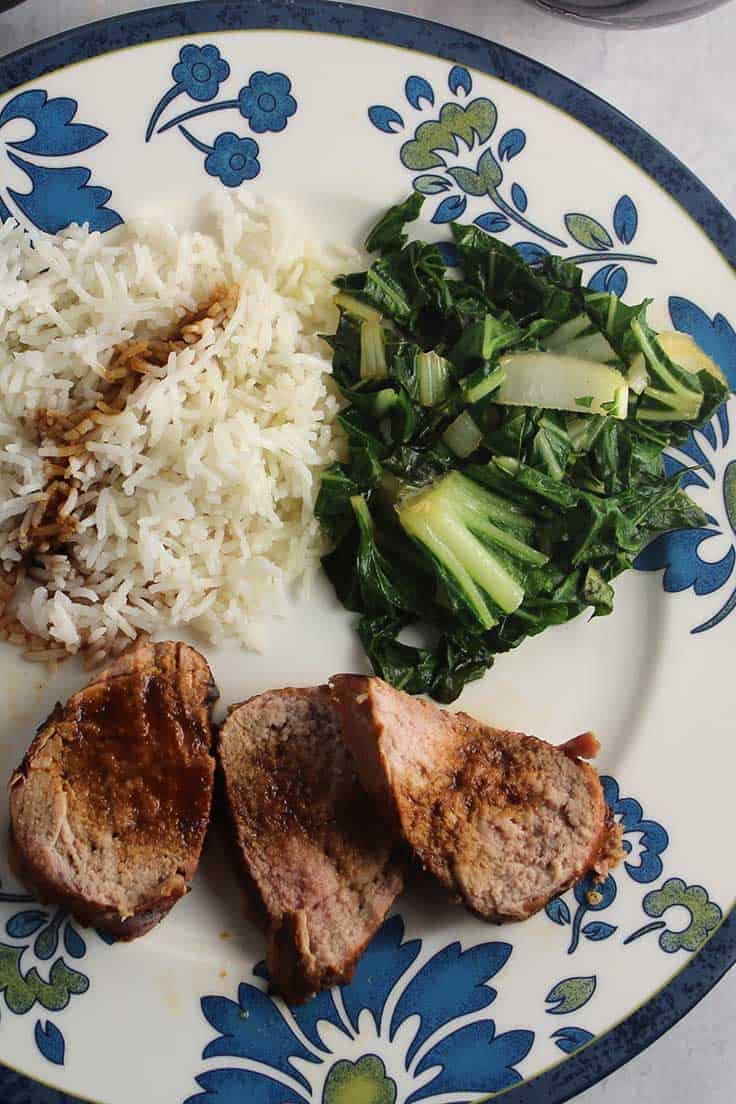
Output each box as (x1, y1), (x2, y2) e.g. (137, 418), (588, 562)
(496, 351), (629, 419)
(442, 411), (483, 457)
(416, 351), (451, 407)
(360, 321), (388, 380)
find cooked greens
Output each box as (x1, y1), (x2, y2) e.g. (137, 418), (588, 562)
(316, 197), (728, 702)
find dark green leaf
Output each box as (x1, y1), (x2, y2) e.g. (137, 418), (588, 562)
(365, 192), (424, 253)
(450, 312), (521, 373)
(351, 495), (421, 614)
(337, 409), (387, 453)
(321, 529), (363, 611)
(582, 566), (615, 616)
(383, 441), (455, 485)
(314, 464), (361, 540)
(358, 615), (439, 694)
(495, 457), (581, 508)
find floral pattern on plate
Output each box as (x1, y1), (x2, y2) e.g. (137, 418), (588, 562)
(185, 915), (534, 1104)
(368, 64), (656, 294)
(635, 299), (736, 630)
(145, 45), (297, 187)
(184, 774), (722, 1103)
(0, 880), (109, 1068)
(0, 90), (120, 234)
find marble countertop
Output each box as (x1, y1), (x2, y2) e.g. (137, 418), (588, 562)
(0, 1), (734, 1102)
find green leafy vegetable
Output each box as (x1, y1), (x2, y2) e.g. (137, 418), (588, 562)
(461, 363), (506, 405)
(399, 471), (548, 625)
(318, 196), (726, 701)
(351, 495), (415, 613)
(365, 192), (424, 254)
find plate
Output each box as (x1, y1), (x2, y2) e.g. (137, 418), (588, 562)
(0, 4), (734, 1103)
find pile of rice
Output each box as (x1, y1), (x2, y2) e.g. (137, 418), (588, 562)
(0, 193), (352, 662)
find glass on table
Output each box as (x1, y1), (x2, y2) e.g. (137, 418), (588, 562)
(525, 0), (733, 26)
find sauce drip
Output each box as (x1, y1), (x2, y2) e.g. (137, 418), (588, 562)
(63, 672), (212, 845)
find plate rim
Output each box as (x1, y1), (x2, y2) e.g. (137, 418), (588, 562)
(0, 2), (734, 1102)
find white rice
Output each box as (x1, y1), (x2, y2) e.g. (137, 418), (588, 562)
(0, 192), (353, 660)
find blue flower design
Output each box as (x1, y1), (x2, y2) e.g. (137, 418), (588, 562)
(613, 194), (638, 245)
(405, 76), (434, 110)
(173, 44), (230, 103)
(669, 296), (736, 391)
(6, 904), (87, 961)
(498, 128), (526, 161)
(0, 89), (105, 156)
(551, 1026), (595, 1054)
(0, 880), (112, 1067)
(0, 911), (87, 1064)
(185, 915), (534, 1104)
(34, 1020), (65, 1066)
(635, 305), (736, 633)
(238, 72), (297, 134)
(449, 65), (472, 97)
(545, 775), (669, 953)
(0, 90), (121, 234)
(146, 50), (298, 183)
(601, 777), (669, 884)
(204, 133), (260, 188)
(588, 262), (628, 298)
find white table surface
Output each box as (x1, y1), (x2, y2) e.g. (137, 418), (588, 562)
(0, 1), (734, 1102)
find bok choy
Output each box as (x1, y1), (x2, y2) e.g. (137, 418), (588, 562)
(315, 196), (729, 701)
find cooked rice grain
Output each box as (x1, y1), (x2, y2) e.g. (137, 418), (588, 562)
(0, 193), (353, 660)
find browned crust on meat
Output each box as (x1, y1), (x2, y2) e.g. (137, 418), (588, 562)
(330, 674), (622, 923)
(560, 731), (601, 760)
(591, 808), (625, 881)
(9, 640), (218, 938)
(218, 686), (404, 1004)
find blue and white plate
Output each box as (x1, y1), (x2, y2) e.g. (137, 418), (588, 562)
(0, 4), (733, 1103)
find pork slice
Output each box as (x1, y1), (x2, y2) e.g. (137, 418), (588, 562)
(9, 640), (218, 938)
(330, 675), (622, 922)
(218, 686), (403, 1004)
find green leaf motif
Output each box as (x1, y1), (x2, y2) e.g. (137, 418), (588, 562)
(401, 98), (498, 171)
(324, 1055), (397, 1104)
(643, 878), (723, 953)
(545, 975), (597, 1015)
(413, 173), (450, 195)
(565, 213), (614, 252)
(0, 944), (89, 1014)
(447, 166), (485, 196)
(477, 147), (502, 190)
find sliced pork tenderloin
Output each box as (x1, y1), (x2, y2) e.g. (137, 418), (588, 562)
(330, 674), (622, 923)
(10, 640), (218, 938)
(218, 686), (404, 1004)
